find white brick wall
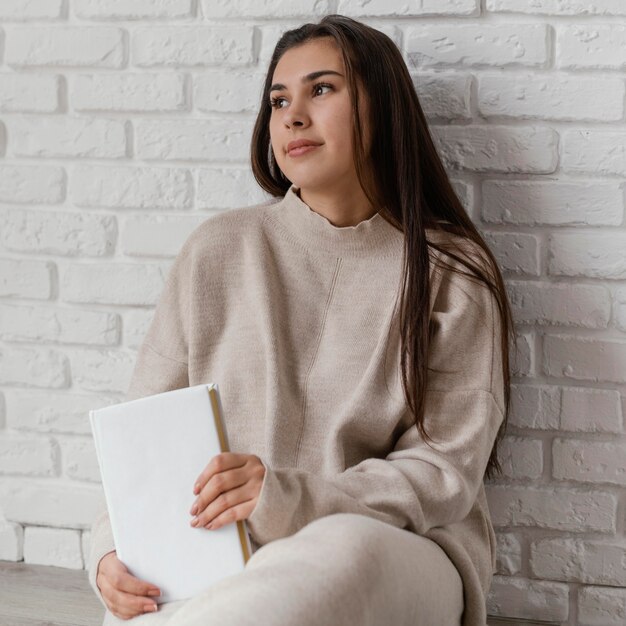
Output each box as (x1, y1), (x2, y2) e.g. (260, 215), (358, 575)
(0, 2), (624, 624)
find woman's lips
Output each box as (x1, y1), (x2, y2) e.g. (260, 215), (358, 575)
(288, 144), (321, 157)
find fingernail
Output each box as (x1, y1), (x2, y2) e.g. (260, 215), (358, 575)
(144, 604), (157, 612)
(191, 517), (198, 526)
(194, 483), (200, 494)
(148, 589), (160, 596)
(190, 504), (198, 515)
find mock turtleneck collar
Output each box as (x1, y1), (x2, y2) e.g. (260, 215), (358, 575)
(266, 184), (404, 258)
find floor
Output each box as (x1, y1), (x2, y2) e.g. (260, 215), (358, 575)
(0, 561), (559, 626)
(0, 561), (104, 625)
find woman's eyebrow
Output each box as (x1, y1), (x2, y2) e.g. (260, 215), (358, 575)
(269, 70), (344, 93)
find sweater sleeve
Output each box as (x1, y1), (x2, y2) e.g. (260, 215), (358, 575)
(246, 256), (506, 546)
(87, 243), (192, 608)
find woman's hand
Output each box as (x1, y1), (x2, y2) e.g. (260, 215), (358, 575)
(96, 550), (162, 619)
(189, 452), (266, 531)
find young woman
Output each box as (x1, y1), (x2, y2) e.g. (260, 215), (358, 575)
(89, 14), (514, 626)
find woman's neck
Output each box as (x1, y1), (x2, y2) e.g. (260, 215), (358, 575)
(296, 184), (377, 228)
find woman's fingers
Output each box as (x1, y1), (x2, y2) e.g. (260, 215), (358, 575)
(99, 551), (161, 618)
(191, 482), (253, 529)
(201, 497), (256, 531)
(191, 466), (248, 517)
(113, 568), (161, 598)
(100, 573), (160, 618)
(193, 453), (247, 495)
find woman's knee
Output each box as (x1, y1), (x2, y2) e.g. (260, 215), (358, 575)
(294, 513), (394, 564)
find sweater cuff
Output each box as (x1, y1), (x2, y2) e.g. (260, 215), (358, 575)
(246, 462), (289, 546)
(87, 508), (116, 610)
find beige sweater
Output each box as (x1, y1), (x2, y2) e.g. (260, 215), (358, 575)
(88, 183), (505, 626)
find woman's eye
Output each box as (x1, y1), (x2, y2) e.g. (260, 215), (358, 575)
(313, 82), (333, 96)
(269, 83), (333, 109)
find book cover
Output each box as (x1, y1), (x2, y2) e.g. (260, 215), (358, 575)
(89, 383), (253, 603)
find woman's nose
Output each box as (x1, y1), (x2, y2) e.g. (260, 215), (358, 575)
(284, 101), (310, 128)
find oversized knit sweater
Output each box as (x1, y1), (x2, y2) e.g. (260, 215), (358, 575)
(88, 183), (505, 626)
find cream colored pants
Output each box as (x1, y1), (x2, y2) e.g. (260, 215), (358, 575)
(102, 512), (464, 626)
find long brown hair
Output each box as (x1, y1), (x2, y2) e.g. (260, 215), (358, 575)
(250, 14), (515, 480)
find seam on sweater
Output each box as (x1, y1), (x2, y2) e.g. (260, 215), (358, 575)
(143, 341), (188, 365)
(293, 256), (343, 467)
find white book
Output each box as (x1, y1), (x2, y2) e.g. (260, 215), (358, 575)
(89, 383), (253, 604)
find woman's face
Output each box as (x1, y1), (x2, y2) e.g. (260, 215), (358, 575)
(268, 37), (370, 192)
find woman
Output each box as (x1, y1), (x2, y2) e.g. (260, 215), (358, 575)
(88, 14), (514, 626)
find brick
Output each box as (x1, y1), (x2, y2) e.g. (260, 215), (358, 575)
(509, 384), (560, 430)
(0, 303), (119, 346)
(0, 0), (63, 20)
(73, 0), (193, 19)
(0, 208), (116, 256)
(487, 0), (626, 15)
(23, 526), (83, 569)
(0, 258), (52, 299)
(495, 532), (522, 575)
(9, 117), (126, 159)
(432, 125), (557, 173)
(70, 165), (193, 209)
(487, 575), (569, 622)
(405, 24), (548, 69)
(72, 74), (186, 113)
(0, 74), (60, 113)
(81, 530), (90, 568)
(0, 394), (6, 430)
(201, 0), (332, 18)
(124, 310), (153, 350)
(479, 74), (623, 121)
(557, 24), (626, 70)
(258, 22), (318, 66)
(0, 346), (69, 389)
(5, 389), (118, 436)
(0, 165), (64, 204)
(615, 288), (626, 333)
(451, 180), (473, 217)
(61, 261), (167, 306)
(0, 520), (24, 561)
(506, 281), (610, 328)
(482, 180), (622, 226)
(511, 332), (534, 378)
(195, 69), (264, 113)
(135, 118), (252, 162)
(339, 0), (477, 15)
(561, 387), (622, 433)
(543, 334), (626, 384)
(0, 432), (57, 477)
(0, 478), (106, 528)
(553, 438), (626, 486)
(562, 130), (626, 176)
(486, 485), (616, 532)
(196, 168), (271, 209)
(531, 537), (626, 586)
(58, 436), (100, 482)
(67, 348), (137, 393)
(122, 214), (206, 257)
(411, 72), (472, 120)
(578, 585), (626, 626)
(133, 26), (254, 67)
(6, 27), (124, 68)
(549, 233), (626, 280)
(498, 436), (543, 479)
(481, 232), (540, 277)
